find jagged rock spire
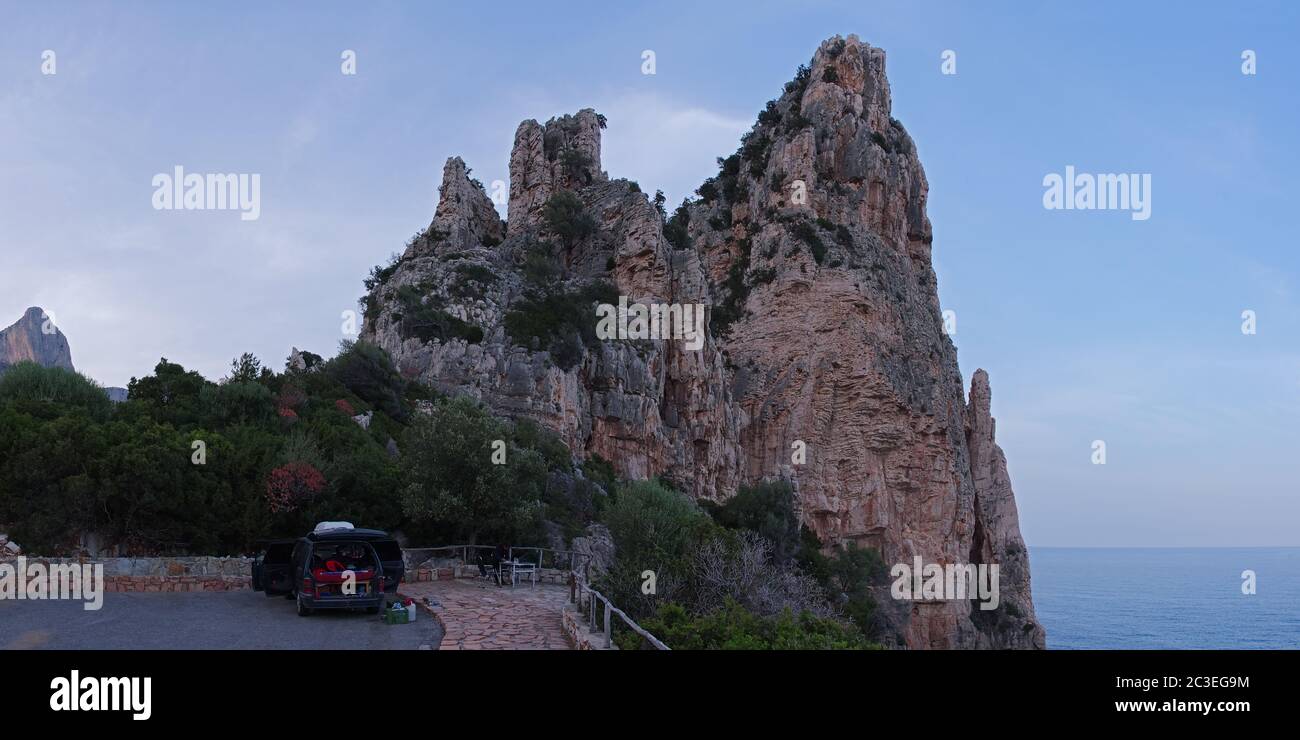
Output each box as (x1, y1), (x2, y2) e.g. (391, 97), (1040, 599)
(426, 156), (503, 254)
(507, 108), (606, 232)
(966, 369), (1046, 649)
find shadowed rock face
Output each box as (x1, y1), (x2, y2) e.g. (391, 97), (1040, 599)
(0, 307), (74, 375)
(362, 35), (1044, 648)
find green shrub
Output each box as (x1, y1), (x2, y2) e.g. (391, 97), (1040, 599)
(502, 280), (618, 371)
(792, 221), (827, 264)
(200, 380), (274, 426)
(740, 132), (772, 178)
(798, 538), (886, 640)
(561, 148), (594, 184)
(395, 284), (484, 346)
(781, 64), (813, 133)
(835, 224), (853, 248)
(625, 599), (873, 650)
(707, 479), (800, 564)
(784, 64), (811, 97)
(716, 154), (742, 203)
(542, 191), (596, 249)
(326, 340), (406, 421)
(749, 266), (776, 286)
(362, 253), (403, 322)
(451, 263), (498, 299)
(0, 362), (112, 419)
(519, 240), (562, 285)
(663, 201), (692, 250)
(697, 179), (719, 204)
(710, 239), (753, 336)
(581, 453), (617, 492)
(598, 480), (714, 618)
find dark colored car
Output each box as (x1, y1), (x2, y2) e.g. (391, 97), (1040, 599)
(252, 527), (405, 617)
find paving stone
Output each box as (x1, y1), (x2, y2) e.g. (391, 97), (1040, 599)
(399, 579), (574, 650)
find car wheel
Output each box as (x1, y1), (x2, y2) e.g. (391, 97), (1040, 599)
(296, 594), (312, 617)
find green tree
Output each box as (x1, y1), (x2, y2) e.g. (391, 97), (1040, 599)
(398, 396), (547, 543)
(542, 191), (595, 252)
(225, 352), (262, 383)
(707, 479), (801, 565)
(326, 340), (406, 421)
(126, 358), (212, 427)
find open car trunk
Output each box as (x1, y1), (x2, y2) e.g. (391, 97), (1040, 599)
(307, 541), (382, 599)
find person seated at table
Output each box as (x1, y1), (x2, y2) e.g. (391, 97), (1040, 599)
(477, 545), (504, 583)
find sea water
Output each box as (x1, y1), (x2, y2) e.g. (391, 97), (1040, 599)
(1030, 547), (1300, 649)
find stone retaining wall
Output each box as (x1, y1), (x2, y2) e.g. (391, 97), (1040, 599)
(1, 556), (255, 592)
(561, 604), (615, 650)
(1, 557), (577, 593)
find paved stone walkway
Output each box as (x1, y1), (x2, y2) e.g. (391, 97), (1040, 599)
(398, 578), (573, 650)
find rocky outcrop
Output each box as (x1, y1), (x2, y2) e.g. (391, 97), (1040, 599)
(570, 523), (615, 583)
(507, 109), (607, 233)
(0, 307), (74, 375)
(361, 35), (1043, 648)
(965, 370), (1044, 647)
(426, 156), (504, 255)
(368, 127), (741, 499)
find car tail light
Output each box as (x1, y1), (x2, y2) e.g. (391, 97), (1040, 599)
(302, 577), (314, 597)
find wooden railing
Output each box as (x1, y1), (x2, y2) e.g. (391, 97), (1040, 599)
(573, 579), (671, 650)
(401, 544), (669, 650)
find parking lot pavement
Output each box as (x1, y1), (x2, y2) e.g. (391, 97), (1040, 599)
(0, 590), (442, 650)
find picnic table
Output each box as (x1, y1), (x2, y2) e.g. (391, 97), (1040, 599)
(502, 560), (537, 587)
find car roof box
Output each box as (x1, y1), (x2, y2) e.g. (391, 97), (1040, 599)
(313, 521), (355, 534)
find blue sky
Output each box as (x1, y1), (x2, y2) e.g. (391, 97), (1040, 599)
(1, 1), (1296, 547)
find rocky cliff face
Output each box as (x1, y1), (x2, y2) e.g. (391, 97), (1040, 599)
(362, 35), (1044, 648)
(0, 307), (74, 375)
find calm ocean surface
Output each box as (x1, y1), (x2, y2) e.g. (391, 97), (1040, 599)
(1030, 547), (1300, 649)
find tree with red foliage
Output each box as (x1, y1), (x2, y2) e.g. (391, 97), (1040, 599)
(266, 462), (325, 513)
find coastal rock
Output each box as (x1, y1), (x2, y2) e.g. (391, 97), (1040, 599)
(361, 35), (1044, 648)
